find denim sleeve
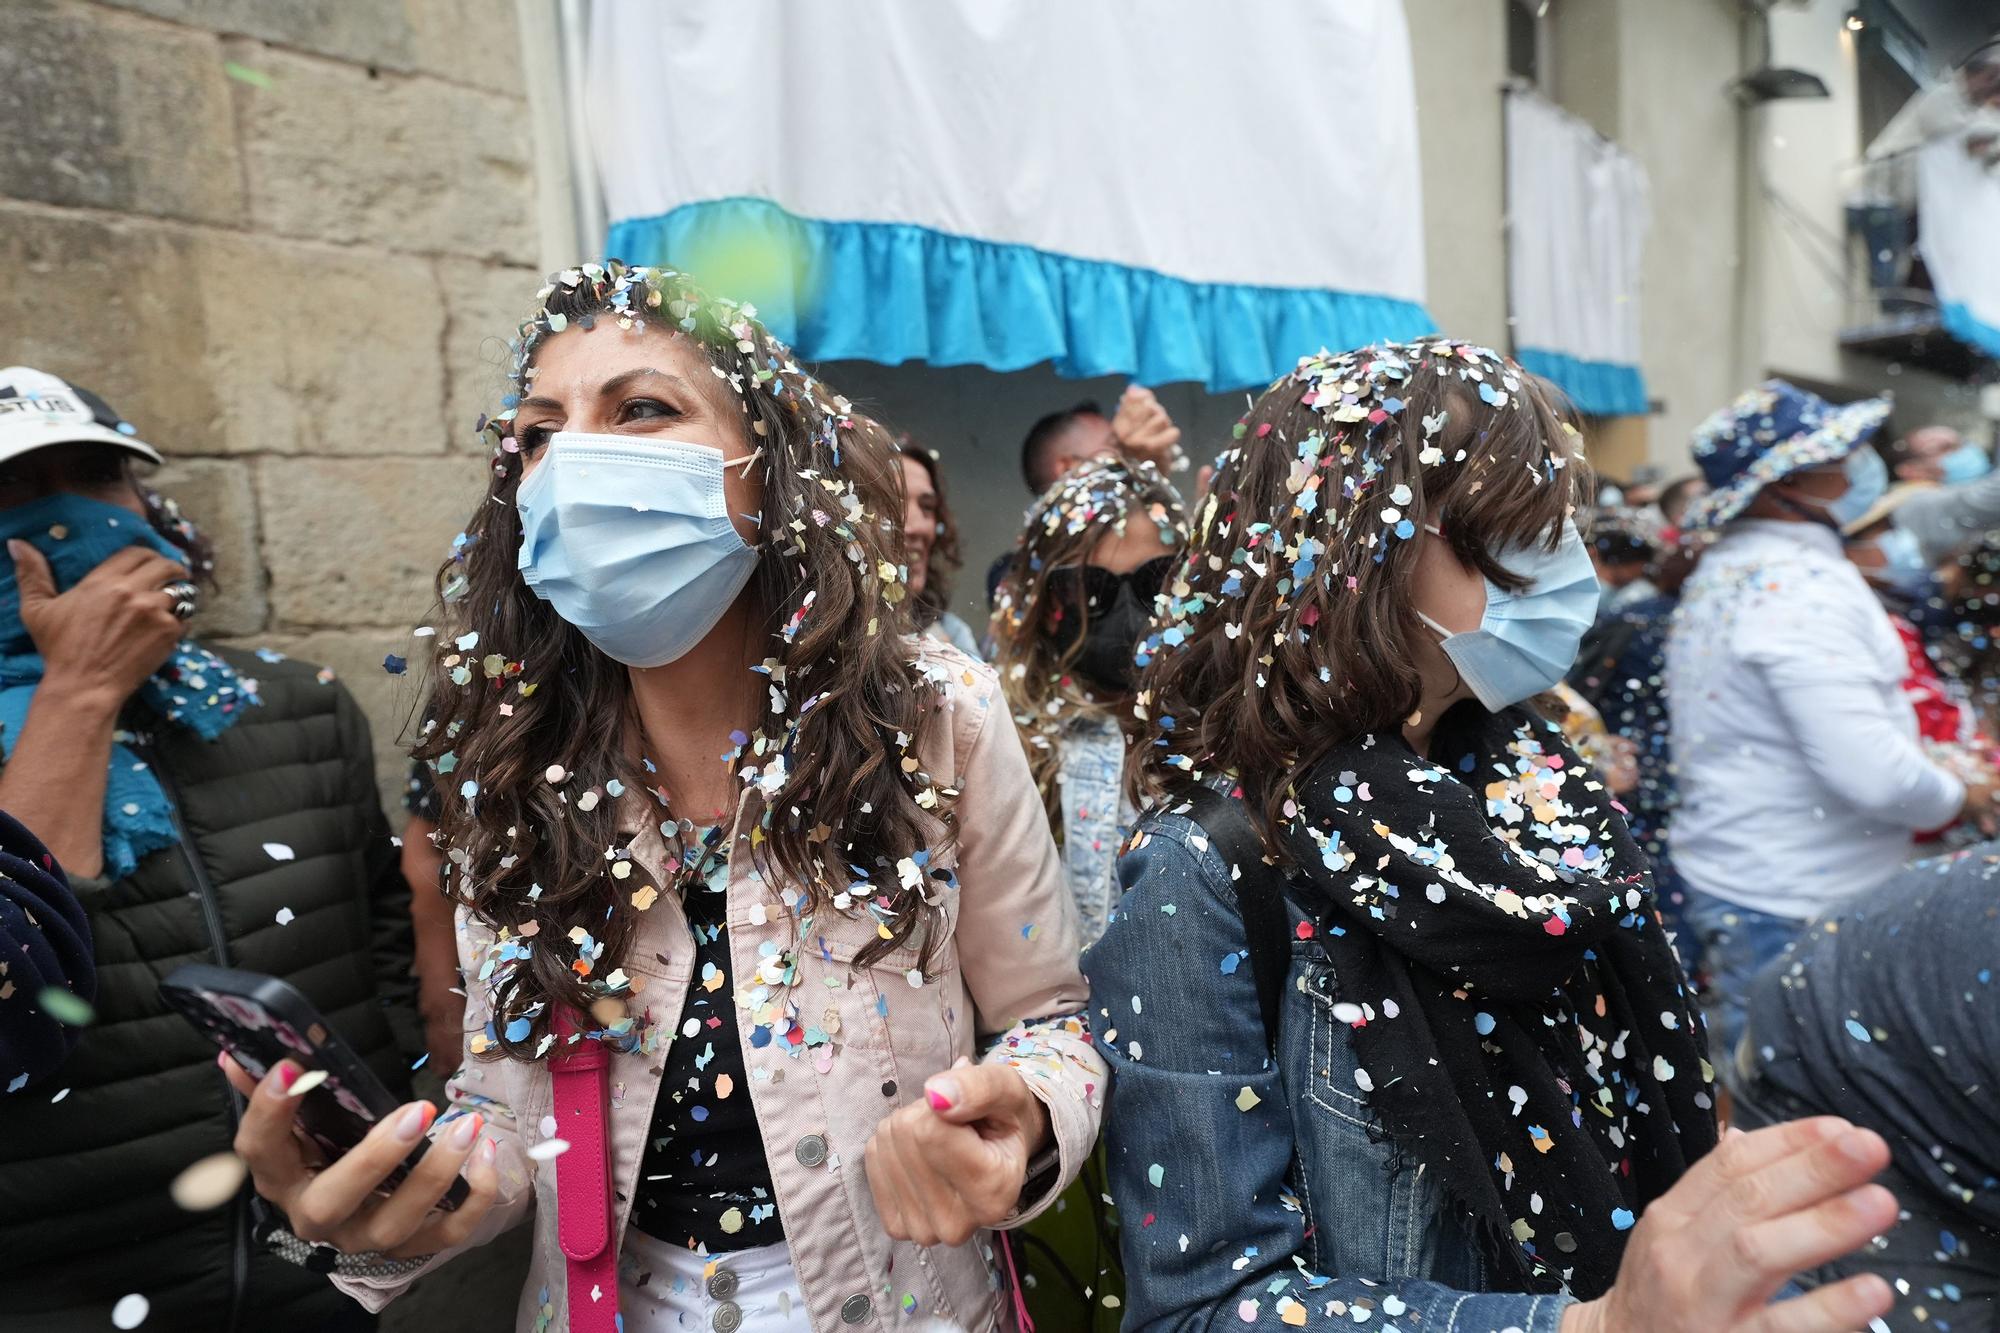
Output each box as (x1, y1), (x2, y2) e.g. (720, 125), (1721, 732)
(1084, 821), (1573, 1332)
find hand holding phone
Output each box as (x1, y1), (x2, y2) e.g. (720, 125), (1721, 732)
(162, 964), (499, 1259)
(219, 1052), (500, 1260)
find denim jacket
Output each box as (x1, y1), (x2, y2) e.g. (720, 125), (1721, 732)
(1082, 810), (1574, 1332)
(1056, 714), (1130, 949)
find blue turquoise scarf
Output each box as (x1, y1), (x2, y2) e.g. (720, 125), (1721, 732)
(0, 495), (258, 879)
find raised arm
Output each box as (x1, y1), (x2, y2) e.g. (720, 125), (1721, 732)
(0, 543), (188, 877)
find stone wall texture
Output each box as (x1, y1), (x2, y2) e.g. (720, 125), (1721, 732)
(2, 3), (548, 1321)
(0, 0), (542, 819)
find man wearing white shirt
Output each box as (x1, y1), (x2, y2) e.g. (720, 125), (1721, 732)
(1667, 381), (1998, 1066)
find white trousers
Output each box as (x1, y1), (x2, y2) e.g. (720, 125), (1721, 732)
(618, 1232), (813, 1333)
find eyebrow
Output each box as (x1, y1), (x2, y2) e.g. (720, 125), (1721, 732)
(518, 367), (698, 412)
(601, 367), (694, 399)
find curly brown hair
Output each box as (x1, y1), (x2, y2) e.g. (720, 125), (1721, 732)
(989, 455), (1185, 825)
(1131, 340), (1589, 845)
(412, 262), (955, 1061)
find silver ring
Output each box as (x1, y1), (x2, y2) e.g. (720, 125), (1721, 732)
(163, 581), (200, 621)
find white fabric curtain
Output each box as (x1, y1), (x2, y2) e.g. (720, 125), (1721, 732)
(1504, 89), (1651, 414)
(1917, 136), (2000, 358)
(578, 0), (1432, 390)
(587, 0), (1425, 299)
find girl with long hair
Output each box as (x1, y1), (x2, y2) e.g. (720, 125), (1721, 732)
(1085, 341), (1901, 1332)
(989, 455), (1184, 945)
(228, 262), (1103, 1332)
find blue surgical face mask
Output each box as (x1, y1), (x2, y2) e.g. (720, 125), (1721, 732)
(1415, 520), (1600, 712)
(1861, 523), (1934, 596)
(515, 433), (759, 667)
(1825, 446), (1889, 530)
(1939, 441), (1992, 486)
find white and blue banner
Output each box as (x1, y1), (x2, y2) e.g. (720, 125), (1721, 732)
(585, 0), (1433, 393)
(1504, 89), (1651, 416)
(1918, 136), (2000, 359)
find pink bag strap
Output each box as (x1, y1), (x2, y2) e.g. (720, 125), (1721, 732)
(998, 1230), (1036, 1332)
(549, 1010), (620, 1332)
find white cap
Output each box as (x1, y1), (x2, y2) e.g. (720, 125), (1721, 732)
(0, 366), (163, 467)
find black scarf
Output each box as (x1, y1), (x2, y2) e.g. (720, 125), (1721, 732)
(1278, 702), (1716, 1300)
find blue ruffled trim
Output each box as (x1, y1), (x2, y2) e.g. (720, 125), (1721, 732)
(1513, 347), (1649, 417)
(1941, 301), (2000, 360)
(606, 197), (1437, 393)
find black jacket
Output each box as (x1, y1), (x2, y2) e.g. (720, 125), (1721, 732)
(0, 648), (418, 1332)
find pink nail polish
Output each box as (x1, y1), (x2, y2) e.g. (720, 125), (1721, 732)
(395, 1103), (432, 1142)
(927, 1088), (953, 1112)
(478, 1137), (497, 1165)
(446, 1113), (482, 1149)
(275, 1062), (299, 1092)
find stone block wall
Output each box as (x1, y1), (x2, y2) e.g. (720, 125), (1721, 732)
(0, 0), (544, 813)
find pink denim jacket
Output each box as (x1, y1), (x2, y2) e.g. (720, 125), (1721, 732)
(337, 644), (1106, 1330)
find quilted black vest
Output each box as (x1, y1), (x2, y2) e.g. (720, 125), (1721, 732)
(0, 647), (416, 1332)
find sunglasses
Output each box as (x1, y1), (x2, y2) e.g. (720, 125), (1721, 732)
(1044, 555), (1177, 609)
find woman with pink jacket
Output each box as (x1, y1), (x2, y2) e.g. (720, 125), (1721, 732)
(224, 262), (1105, 1332)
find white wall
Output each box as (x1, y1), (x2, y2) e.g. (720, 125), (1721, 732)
(1613, 0), (1749, 476)
(1749, 1), (1865, 386)
(1412, 0), (1512, 349)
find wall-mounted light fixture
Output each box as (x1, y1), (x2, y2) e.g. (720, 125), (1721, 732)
(1732, 66), (1834, 103)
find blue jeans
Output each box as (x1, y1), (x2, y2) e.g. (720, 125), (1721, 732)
(1684, 891), (1805, 1077)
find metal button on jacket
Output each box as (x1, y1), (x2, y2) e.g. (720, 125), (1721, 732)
(707, 1268), (739, 1300)
(712, 1301), (742, 1333)
(794, 1133), (829, 1167)
(840, 1292), (873, 1324)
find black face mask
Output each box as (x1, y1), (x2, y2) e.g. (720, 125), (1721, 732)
(1047, 555), (1174, 695)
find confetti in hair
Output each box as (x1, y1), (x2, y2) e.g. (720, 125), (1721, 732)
(1130, 338), (1590, 840)
(991, 455), (1187, 821)
(416, 261), (962, 1062)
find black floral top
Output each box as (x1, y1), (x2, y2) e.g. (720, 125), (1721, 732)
(629, 839), (783, 1252)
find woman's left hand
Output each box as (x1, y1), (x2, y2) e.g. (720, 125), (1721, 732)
(864, 1058), (1053, 1246)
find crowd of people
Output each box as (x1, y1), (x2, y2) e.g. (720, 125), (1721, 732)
(0, 263), (1996, 1333)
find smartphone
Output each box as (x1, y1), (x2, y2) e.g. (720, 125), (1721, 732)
(161, 963), (469, 1212)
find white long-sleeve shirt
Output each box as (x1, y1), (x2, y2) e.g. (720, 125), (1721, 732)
(1667, 519), (1964, 919)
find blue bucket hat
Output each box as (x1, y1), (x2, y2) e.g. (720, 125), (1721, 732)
(1680, 379), (1891, 530)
